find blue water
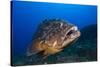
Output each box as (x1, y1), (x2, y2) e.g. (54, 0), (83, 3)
(11, 1), (97, 57)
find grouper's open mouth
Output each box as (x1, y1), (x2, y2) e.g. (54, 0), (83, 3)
(62, 26), (80, 47)
(66, 26), (80, 38)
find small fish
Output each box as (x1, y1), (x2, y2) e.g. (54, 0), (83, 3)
(27, 19), (81, 58)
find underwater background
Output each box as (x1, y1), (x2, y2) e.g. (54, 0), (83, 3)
(11, 1), (97, 66)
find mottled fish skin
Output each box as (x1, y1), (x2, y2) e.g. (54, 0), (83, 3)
(27, 19), (80, 58)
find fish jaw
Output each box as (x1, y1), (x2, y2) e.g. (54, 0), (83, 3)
(61, 26), (81, 48)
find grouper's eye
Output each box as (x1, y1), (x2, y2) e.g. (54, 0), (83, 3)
(67, 30), (74, 35)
